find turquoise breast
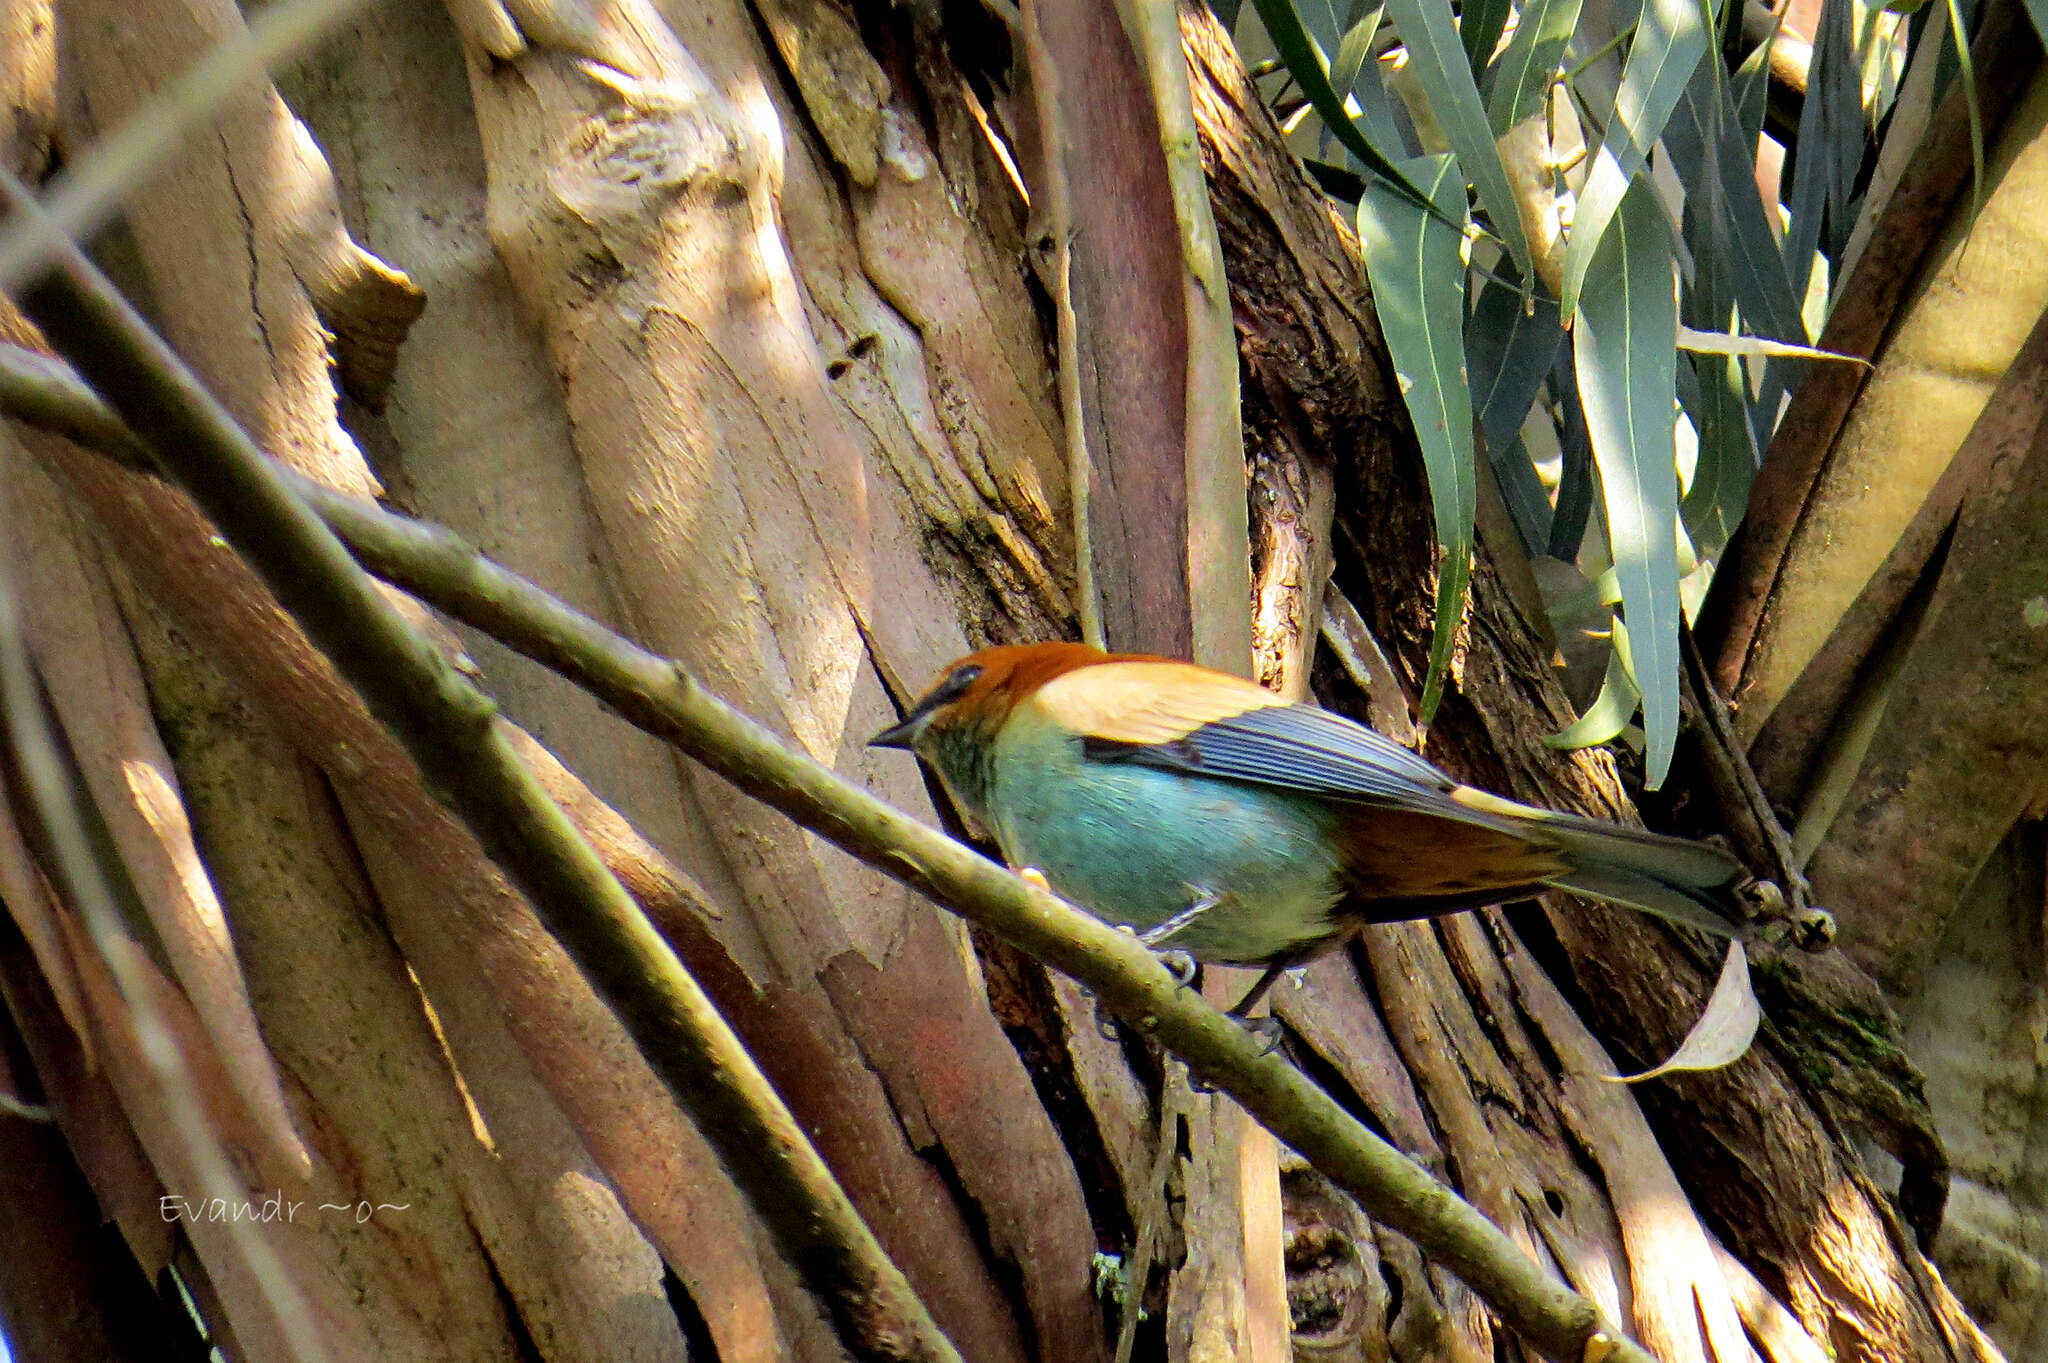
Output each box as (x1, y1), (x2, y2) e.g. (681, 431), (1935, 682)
(985, 722), (1349, 964)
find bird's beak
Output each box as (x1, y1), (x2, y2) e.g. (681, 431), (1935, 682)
(869, 716), (921, 750)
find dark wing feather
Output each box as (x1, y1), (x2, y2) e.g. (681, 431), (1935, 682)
(1085, 703), (1474, 814)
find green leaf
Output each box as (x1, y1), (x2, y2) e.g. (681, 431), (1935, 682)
(1547, 349), (1595, 559)
(1469, 272), (1564, 455)
(1572, 176), (1682, 786)
(1330, 7), (1410, 157)
(1330, 6), (1384, 95)
(1678, 348), (1758, 558)
(1357, 154), (1475, 721)
(1295, 0), (1352, 48)
(1731, 12), (1776, 146)
(1381, 0), (1535, 279)
(1490, 434), (1555, 553)
(1941, 0), (1985, 225)
(1487, 0), (1585, 133)
(1249, 0), (1442, 213)
(1461, 0), (1514, 77)
(1546, 627), (1643, 748)
(1558, 0), (1713, 316)
(1782, 0), (1863, 298)
(1661, 39), (1807, 344)
(1468, 272), (1564, 552)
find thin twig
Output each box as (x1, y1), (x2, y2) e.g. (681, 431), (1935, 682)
(0, 171), (963, 1363)
(0, 338), (1665, 1363)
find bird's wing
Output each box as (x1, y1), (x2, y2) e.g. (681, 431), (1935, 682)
(1030, 661), (1475, 815)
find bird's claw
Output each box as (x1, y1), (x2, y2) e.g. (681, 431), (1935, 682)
(1236, 1014), (1285, 1055)
(1156, 949), (1198, 988)
(1112, 923), (1201, 991)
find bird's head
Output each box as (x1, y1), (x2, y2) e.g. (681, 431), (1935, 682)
(870, 643), (1109, 814)
(870, 642), (1108, 753)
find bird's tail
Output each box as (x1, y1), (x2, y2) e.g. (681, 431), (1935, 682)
(1450, 788), (1747, 936)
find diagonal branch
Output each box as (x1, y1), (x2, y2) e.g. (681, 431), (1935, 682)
(0, 171), (963, 1363)
(0, 341), (1664, 1363)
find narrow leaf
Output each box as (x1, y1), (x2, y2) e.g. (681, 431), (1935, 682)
(1469, 273), (1565, 552)
(1941, 0), (1986, 227)
(1382, 0), (1536, 278)
(1547, 349), (1595, 559)
(1357, 155), (1476, 721)
(1546, 637), (1642, 747)
(1492, 435), (1556, 553)
(1487, 0), (1585, 133)
(1469, 272), (1566, 454)
(1332, 8), (1411, 157)
(1678, 350), (1758, 557)
(1558, 0), (1713, 315)
(1297, 0), (1351, 49)
(1607, 941), (1760, 1080)
(1331, 6), (1384, 96)
(1461, 0), (1514, 76)
(1249, 0), (1443, 212)
(1782, 0), (1862, 299)
(1675, 326), (1872, 362)
(1661, 39), (1808, 344)
(1572, 177), (1682, 787)
(1731, 17), (1775, 145)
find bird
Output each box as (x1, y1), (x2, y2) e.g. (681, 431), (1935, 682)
(871, 642), (1748, 1014)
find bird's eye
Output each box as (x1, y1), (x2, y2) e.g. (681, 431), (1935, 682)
(935, 664), (983, 703)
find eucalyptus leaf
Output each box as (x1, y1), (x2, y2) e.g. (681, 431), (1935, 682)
(1558, 0), (1713, 316)
(1331, 6), (1384, 97)
(1470, 272), (1566, 455)
(1941, 0), (1986, 224)
(1332, 8), (1411, 157)
(1783, 0), (1862, 299)
(1572, 176), (1682, 787)
(1679, 350), (1759, 557)
(1731, 17), (1775, 145)
(1249, 0), (1442, 212)
(1676, 326), (1870, 362)
(1548, 349), (1595, 559)
(1661, 38), (1807, 344)
(1357, 154), (1475, 721)
(1491, 435), (1556, 553)
(1607, 941), (1760, 1080)
(1382, 0), (1535, 279)
(1487, 0), (1585, 133)
(1461, 0), (1514, 77)
(1469, 274), (1566, 553)
(1546, 632), (1642, 748)
(1296, 0), (1350, 49)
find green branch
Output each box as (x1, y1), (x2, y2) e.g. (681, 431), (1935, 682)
(0, 173), (963, 1363)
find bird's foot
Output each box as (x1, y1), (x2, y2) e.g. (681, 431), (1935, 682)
(1112, 922), (1201, 991)
(1138, 889), (1224, 949)
(1235, 1014), (1285, 1055)
(1155, 948), (1198, 988)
